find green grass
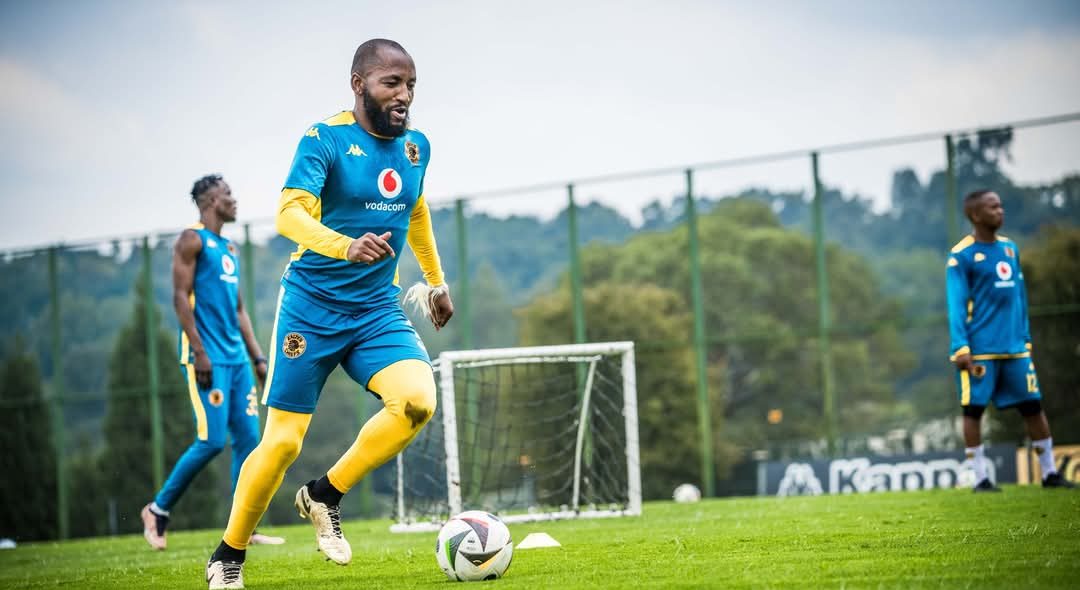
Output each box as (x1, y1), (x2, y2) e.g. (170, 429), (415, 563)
(2, 486), (1078, 589)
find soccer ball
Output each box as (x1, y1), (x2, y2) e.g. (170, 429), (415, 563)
(673, 483), (702, 503)
(435, 511), (514, 581)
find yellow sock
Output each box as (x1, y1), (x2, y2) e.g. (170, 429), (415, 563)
(222, 407), (311, 549)
(327, 359), (436, 493)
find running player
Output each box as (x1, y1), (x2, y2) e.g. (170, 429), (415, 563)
(205, 39), (452, 589)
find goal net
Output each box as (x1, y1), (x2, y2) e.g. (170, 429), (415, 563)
(390, 342), (641, 532)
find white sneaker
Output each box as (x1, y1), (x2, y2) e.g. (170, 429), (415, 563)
(249, 531), (286, 545)
(140, 504), (167, 551)
(206, 559), (244, 589)
(295, 482), (351, 565)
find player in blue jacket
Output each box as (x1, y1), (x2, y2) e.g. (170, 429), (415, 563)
(946, 189), (1074, 492)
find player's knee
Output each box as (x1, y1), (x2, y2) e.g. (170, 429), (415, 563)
(261, 430), (304, 464)
(396, 383), (436, 430)
(962, 404), (986, 419)
(1015, 400), (1043, 417)
(200, 433), (228, 455)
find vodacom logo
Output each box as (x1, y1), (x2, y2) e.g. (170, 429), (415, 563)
(377, 168), (403, 199)
(996, 261), (1012, 281)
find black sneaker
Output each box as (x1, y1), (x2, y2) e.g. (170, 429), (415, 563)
(973, 478), (1001, 493)
(1042, 472), (1076, 488)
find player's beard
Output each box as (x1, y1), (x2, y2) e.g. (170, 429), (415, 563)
(364, 89), (408, 137)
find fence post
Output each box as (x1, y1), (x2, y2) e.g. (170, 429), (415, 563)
(685, 168), (715, 497)
(567, 184), (586, 345)
(142, 236), (165, 489)
(811, 153), (837, 456)
(242, 224), (258, 337)
(945, 135), (961, 247)
(455, 199), (472, 351)
(48, 246), (69, 540)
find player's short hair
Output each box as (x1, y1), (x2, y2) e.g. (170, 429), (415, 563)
(191, 174), (223, 203)
(351, 39), (409, 76)
(963, 189), (994, 205)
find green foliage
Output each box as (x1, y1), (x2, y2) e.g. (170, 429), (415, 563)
(1015, 227), (1080, 443)
(2, 488), (1078, 589)
(518, 282), (701, 499)
(566, 200), (913, 484)
(0, 342), (56, 541)
(100, 280), (223, 534)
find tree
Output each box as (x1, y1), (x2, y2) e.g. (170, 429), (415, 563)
(517, 282), (703, 499)
(0, 341), (57, 540)
(1018, 227), (1080, 444)
(101, 281), (223, 534)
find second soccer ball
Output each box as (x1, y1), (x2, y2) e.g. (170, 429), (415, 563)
(673, 483), (702, 503)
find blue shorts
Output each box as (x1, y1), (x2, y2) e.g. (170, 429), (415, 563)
(262, 288), (430, 414)
(956, 356), (1041, 409)
(181, 362), (259, 444)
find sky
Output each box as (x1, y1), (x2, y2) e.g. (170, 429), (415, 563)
(1, 0), (1079, 250)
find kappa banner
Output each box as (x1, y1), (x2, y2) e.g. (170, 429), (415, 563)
(759, 447), (1018, 496)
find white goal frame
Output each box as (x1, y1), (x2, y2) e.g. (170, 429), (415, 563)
(391, 341), (641, 533)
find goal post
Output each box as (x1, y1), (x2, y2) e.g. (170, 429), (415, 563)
(391, 341), (641, 532)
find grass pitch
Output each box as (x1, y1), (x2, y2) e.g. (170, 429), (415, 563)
(2, 485), (1078, 589)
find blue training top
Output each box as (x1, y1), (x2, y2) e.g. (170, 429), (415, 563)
(178, 224), (246, 365)
(280, 110), (430, 313)
(946, 234), (1031, 360)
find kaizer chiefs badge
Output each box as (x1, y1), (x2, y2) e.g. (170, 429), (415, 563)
(405, 141), (420, 165)
(208, 389), (225, 407)
(283, 332), (307, 359)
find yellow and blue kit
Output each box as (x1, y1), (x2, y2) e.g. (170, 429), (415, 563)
(946, 235), (1040, 409)
(264, 111), (444, 414)
(156, 225), (259, 511)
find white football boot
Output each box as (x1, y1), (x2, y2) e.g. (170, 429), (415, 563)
(206, 559), (244, 589)
(140, 504), (168, 551)
(295, 483), (351, 565)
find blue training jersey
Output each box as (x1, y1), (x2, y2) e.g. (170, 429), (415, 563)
(280, 110), (430, 313)
(178, 225), (246, 365)
(945, 235), (1031, 360)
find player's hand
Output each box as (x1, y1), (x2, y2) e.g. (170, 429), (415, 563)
(431, 289), (454, 331)
(347, 232), (395, 264)
(254, 357), (269, 388)
(953, 353), (974, 373)
(194, 350), (213, 390)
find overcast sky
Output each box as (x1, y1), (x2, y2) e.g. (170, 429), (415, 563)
(1, 0), (1078, 250)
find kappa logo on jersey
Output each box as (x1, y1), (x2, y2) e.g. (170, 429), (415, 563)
(974, 252), (986, 262)
(377, 168), (403, 199)
(347, 144), (367, 157)
(221, 255), (236, 275)
(207, 238), (218, 248)
(306, 126), (320, 140)
(996, 261), (1013, 281)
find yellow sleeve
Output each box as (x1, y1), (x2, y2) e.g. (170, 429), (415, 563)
(406, 196), (445, 287)
(276, 188), (353, 260)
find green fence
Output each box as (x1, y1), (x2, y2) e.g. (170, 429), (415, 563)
(2, 113), (1078, 540)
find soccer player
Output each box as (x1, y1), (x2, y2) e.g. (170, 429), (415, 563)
(946, 189), (1075, 492)
(205, 39), (452, 589)
(141, 175), (285, 550)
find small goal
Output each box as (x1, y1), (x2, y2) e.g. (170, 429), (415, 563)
(390, 342), (641, 532)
